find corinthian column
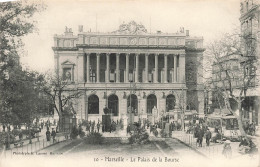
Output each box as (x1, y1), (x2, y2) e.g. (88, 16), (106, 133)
(125, 53), (129, 83)
(135, 54), (139, 83)
(96, 53), (100, 83)
(154, 53), (158, 83)
(174, 55), (177, 82)
(164, 54), (168, 83)
(106, 53), (110, 83)
(145, 53), (149, 83)
(116, 53), (120, 83)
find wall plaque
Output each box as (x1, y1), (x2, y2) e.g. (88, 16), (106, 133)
(168, 38), (176, 46)
(90, 37), (98, 44)
(159, 38), (167, 45)
(120, 38), (127, 45)
(139, 38), (146, 45)
(149, 38), (156, 45)
(100, 37), (108, 45)
(110, 38), (118, 45)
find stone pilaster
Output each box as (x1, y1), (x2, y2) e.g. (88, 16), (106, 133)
(77, 50), (84, 83)
(179, 54), (186, 83)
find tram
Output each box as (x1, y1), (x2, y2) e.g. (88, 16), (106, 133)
(207, 114), (241, 141)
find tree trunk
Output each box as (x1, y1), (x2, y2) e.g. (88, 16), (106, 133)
(233, 101), (247, 141)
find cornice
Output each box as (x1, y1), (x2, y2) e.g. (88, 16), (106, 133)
(76, 44), (186, 50)
(52, 47), (78, 51)
(185, 47), (206, 53)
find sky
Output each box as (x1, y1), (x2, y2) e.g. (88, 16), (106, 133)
(20, 0), (241, 72)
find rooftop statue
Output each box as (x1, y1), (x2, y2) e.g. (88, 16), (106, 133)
(113, 20), (148, 35)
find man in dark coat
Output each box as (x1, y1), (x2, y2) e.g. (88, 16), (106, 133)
(198, 127), (204, 147)
(127, 124), (130, 134)
(205, 129), (212, 146)
(102, 123), (105, 133)
(97, 122), (100, 133)
(46, 129), (51, 141)
(51, 128), (56, 142)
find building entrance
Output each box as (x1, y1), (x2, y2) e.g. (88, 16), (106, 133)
(108, 94), (119, 116)
(127, 94), (138, 125)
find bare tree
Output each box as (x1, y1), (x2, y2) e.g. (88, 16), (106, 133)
(206, 31), (258, 139)
(40, 71), (82, 131)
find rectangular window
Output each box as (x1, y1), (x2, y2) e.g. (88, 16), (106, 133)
(148, 73), (153, 82)
(63, 68), (71, 81)
(129, 73), (133, 82)
(110, 72), (115, 82)
(90, 70), (96, 82)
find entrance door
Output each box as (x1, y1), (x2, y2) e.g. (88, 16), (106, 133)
(147, 94), (157, 124)
(102, 115), (111, 132)
(127, 94), (138, 125)
(108, 94), (119, 116)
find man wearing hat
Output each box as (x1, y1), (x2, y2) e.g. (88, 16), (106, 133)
(51, 128), (56, 143)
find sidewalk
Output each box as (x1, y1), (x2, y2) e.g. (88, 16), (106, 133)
(0, 129), (68, 159)
(171, 131), (259, 160)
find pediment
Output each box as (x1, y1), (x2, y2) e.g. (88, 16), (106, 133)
(61, 60), (75, 66)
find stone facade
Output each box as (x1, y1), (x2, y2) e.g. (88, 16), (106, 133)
(240, 0), (260, 124)
(52, 21), (205, 123)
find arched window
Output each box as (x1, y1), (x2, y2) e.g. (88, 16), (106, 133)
(108, 94), (119, 116)
(147, 94), (157, 114)
(88, 95), (99, 114)
(166, 94), (176, 112)
(127, 94), (138, 116)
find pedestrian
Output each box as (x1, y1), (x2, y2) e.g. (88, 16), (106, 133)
(222, 140), (232, 158)
(97, 122), (100, 133)
(205, 129), (212, 146)
(110, 124), (112, 133)
(127, 124), (130, 135)
(198, 127), (204, 147)
(51, 128), (56, 142)
(46, 129), (51, 141)
(91, 123), (94, 133)
(102, 123), (105, 133)
(88, 123), (91, 132)
(19, 131), (23, 141)
(238, 137), (250, 154)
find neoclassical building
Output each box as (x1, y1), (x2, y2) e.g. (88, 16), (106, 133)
(52, 21), (205, 124)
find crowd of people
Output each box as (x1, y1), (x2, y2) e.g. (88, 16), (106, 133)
(243, 122), (256, 136)
(84, 120), (123, 134)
